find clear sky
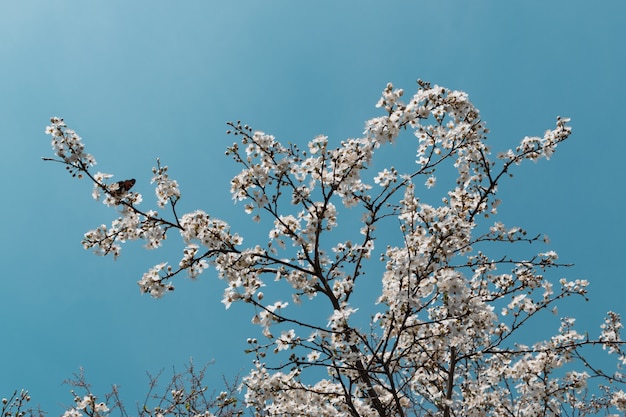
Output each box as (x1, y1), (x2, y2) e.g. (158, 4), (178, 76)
(1, 0), (625, 412)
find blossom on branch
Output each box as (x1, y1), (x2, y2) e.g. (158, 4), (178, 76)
(44, 80), (625, 417)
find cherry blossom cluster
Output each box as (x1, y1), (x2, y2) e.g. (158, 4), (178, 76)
(45, 80), (625, 416)
(152, 158), (181, 208)
(45, 117), (95, 175)
(1, 390), (36, 417)
(61, 393), (109, 417)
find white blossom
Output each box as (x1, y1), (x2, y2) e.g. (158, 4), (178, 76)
(44, 80), (626, 417)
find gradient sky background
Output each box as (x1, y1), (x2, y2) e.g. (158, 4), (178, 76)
(1, 0), (625, 413)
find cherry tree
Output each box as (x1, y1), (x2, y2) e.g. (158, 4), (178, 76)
(42, 80), (626, 417)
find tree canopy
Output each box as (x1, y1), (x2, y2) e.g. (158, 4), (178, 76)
(36, 80), (626, 417)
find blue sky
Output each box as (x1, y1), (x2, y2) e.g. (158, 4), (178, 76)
(1, 0), (625, 412)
